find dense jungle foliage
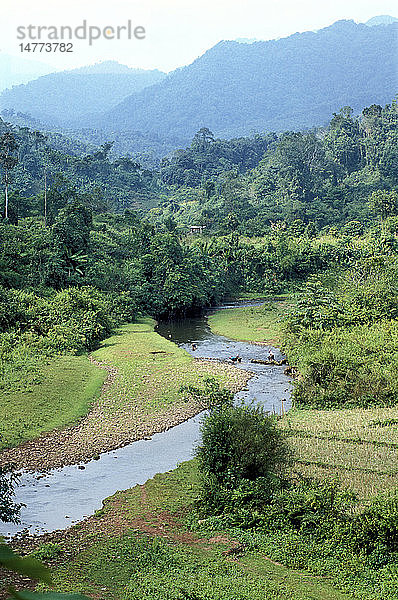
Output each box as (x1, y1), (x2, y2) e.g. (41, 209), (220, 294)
(1, 99), (397, 228)
(0, 98), (398, 409)
(0, 119), (161, 215)
(155, 101), (398, 232)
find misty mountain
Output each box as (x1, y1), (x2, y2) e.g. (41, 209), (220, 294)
(0, 107), (186, 167)
(0, 61), (166, 126)
(101, 19), (398, 139)
(0, 53), (56, 92)
(365, 15), (398, 26)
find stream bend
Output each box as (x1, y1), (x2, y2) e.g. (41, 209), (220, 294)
(1, 303), (292, 537)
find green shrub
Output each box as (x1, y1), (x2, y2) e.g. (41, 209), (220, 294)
(0, 286), (139, 392)
(348, 492), (398, 561)
(180, 377), (234, 409)
(259, 478), (354, 536)
(195, 403), (291, 514)
(285, 320), (398, 408)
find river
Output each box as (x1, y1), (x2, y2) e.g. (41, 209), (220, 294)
(0, 302), (292, 538)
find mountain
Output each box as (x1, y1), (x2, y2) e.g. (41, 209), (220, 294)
(70, 60), (136, 74)
(235, 37), (261, 44)
(101, 19), (398, 139)
(0, 61), (166, 126)
(0, 53), (56, 92)
(0, 108), (187, 167)
(365, 15), (398, 26)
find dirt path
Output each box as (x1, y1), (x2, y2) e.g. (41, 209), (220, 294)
(0, 357), (249, 472)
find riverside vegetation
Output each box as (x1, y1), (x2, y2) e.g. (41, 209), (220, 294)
(0, 99), (398, 599)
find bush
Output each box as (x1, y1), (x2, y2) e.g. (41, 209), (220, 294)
(195, 403), (291, 514)
(348, 492), (398, 561)
(0, 286), (139, 393)
(285, 320), (398, 408)
(282, 253), (398, 408)
(180, 377), (234, 409)
(0, 464), (21, 523)
(30, 543), (62, 562)
(259, 477), (354, 536)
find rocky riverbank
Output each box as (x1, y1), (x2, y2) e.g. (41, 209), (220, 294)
(0, 357), (250, 472)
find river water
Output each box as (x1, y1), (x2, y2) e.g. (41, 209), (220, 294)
(0, 303), (292, 538)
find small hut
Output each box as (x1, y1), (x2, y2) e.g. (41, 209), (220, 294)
(189, 225), (206, 235)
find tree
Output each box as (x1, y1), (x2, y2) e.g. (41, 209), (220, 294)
(327, 106), (363, 174)
(53, 200), (92, 255)
(51, 201), (93, 284)
(0, 133), (18, 220)
(33, 130), (50, 225)
(191, 127), (215, 151)
(45, 175), (76, 226)
(369, 190), (398, 224)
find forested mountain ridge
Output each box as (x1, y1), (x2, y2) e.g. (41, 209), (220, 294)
(1, 97), (397, 232)
(154, 100), (398, 233)
(160, 128), (277, 186)
(102, 19), (398, 139)
(0, 109), (187, 167)
(2, 19), (396, 160)
(0, 62), (166, 126)
(365, 15), (398, 26)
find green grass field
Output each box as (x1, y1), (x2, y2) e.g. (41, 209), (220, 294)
(0, 355), (105, 451)
(36, 462), (353, 600)
(208, 301), (286, 345)
(90, 318), (244, 420)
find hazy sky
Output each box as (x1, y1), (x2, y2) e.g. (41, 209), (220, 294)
(2, 0), (398, 72)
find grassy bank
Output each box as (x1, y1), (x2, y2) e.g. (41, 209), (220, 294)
(0, 318), (248, 469)
(90, 318), (244, 417)
(0, 355), (105, 452)
(16, 462), (353, 600)
(208, 301), (286, 345)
